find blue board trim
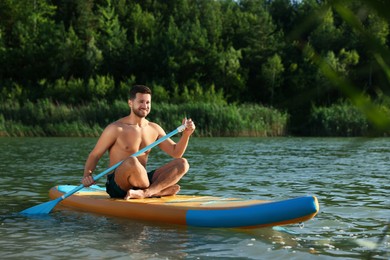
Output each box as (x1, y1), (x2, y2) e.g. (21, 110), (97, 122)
(186, 196), (318, 228)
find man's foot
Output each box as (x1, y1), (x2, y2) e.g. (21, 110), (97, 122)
(124, 185), (180, 200)
(154, 185), (180, 197)
(124, 189), (145, 200)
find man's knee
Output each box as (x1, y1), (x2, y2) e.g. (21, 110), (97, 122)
(123, 156), (138, 167)
(175, 158), (189, 174)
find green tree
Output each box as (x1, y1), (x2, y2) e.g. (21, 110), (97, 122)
(0, 0), (58, 100)
(96, 0), (128, 85)
(261, 54), (285, 105)
(296, 0), (390, 133)
(54, 25), (84, 80)
(234, 0), (282, 103)
(309, 7), (342, 52)
(120, 2), (159, 86)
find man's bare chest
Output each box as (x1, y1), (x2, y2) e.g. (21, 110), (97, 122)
(117, 127), (158, 153)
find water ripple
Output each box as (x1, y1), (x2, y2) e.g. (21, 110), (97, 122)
(0, 137), (389, 259)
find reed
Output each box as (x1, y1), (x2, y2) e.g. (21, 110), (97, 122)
(0, 99), (287, 137)
(0, 114), (5, 136)
(149, 102), (288, 137)
(309, 102), (390, 136)
(3, 99), (388, 137)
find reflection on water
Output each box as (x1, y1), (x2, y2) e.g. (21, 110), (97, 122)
(0, 137), (389, 259)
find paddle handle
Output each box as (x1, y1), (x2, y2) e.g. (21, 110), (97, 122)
(61, 124), (186, 200)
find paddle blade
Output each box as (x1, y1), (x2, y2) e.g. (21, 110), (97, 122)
(20, 197), (62, 215)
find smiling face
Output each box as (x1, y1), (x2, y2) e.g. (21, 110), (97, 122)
(128, 93), (151, 118)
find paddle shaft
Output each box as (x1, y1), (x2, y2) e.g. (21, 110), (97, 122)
(61, 124), (186, 200)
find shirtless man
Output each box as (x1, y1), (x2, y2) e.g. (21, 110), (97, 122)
(81, 85), (195, 199)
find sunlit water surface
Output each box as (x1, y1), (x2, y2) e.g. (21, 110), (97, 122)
(0, 137), (389, 259)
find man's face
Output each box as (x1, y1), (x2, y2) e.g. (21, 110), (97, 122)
(129, 93), (151, 118)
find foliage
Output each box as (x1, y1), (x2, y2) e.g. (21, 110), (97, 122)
(0, 99), (286, 137)
(309, 100), (390, 136)
(290, 0), (390, 134)
(0, 0), (389, 135)
(310, 102), (369, 136)
(0, 114), (5, 136)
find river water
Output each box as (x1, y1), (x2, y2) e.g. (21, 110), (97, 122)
(0, 137), (389, 259)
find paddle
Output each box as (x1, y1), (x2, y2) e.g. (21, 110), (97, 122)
(21, 124), (186, 215)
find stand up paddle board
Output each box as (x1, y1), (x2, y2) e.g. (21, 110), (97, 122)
(49, 185), (319, 228)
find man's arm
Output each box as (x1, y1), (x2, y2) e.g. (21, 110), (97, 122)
(158, 118), (195, 158)
(82, 124), (118, 186)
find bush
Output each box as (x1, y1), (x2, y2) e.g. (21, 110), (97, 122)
(308, 102), (390, 136)
(0, 114), (6, 136)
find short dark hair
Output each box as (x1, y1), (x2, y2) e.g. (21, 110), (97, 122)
(129, 85), (152, 100)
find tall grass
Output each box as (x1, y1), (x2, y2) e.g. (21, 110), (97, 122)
(2, 99), (389, 137)
(0, 99), (287, 137)
(309, 102), (390, 136)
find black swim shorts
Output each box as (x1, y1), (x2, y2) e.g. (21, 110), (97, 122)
(105, 170), (156, 198)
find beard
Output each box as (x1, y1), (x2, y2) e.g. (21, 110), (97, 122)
(133, 108), (149, 118)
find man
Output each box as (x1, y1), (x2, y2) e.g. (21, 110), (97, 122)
(81, 85), (195, 199)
